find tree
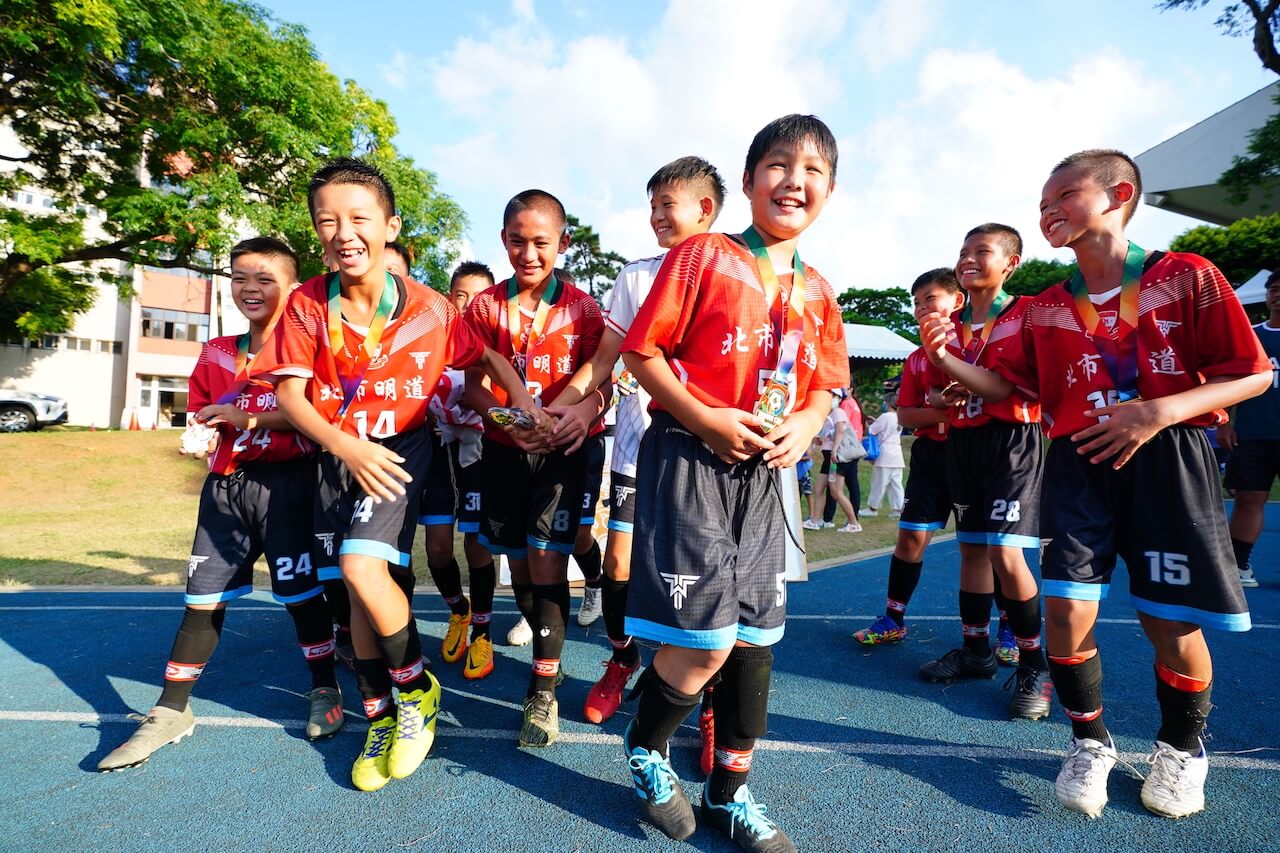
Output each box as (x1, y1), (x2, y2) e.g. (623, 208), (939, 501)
(0, 0), (465, 339)
(1005, 258), (1076, 296)
(837, 287), (917, 342)
(563, 214), (626, 301)
(1168, 213), (1280, 282)
(1160, 2), (1280, 207)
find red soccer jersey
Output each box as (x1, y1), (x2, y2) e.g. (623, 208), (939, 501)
(252, 274), (485, 440)
(464, 278), (604, 446)
(620, 233), (849, 414)
(898, 346), (948, 441)
(923, 295), (1040, 429)
(188, 334), (314, 475)
(989, 251), (1270, 439)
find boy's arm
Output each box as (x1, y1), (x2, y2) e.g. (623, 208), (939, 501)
(896, 405), (947, 430)
(1216, 405), (1238, 452)
(1073, 372), (1270, 470)
(623, 350), (773, 464)
(919, 311), (1015, 401)
(193, 404), (291, 432)
(463, 365), (554, 454)
(274, 376), (410, 503)
(544, 328), (621, 451)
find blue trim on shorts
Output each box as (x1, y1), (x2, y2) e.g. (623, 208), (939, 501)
(625, 616), (738, 650)
(479, 534), (527, 560)
(1043, 580), (1109, 601)
(737, 623), (786, 646)
(579, 516), (595, 527)
(185, 584), (253, 605)
(339, 539), (411, 567)
(457, 521), (480, 534)
(899, 521), (943, 531)
(955, 531), (989, 545)
(317, 565), (342, 582)
(273, 586), (325, 605)
(1130, 594), (1252, 632)
(607, 520), (634, 534)
(988, 532), (1040, 549)
(528, 536), (574, 555)
(419, 514), (455, 527)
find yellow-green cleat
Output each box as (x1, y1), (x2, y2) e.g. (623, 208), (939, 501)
(351, 716), (396, 792)
(442, 609), (471, 664)
(388, 672), (441, 779)
(518, 690), (559, 748)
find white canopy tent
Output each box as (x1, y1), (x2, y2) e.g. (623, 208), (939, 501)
(844, 322), (917, 362)
(1135, 82), (1280, 225)
(1234, 269), (1273, 305)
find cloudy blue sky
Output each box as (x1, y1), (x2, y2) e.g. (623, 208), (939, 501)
(261, 0), (1275, 290)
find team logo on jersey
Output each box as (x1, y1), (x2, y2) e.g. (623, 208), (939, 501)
(488, 519), (504, 539)
(562, 334), (579, 350)
(1098, 311), (1119, 333)
(1154, 319), (1181, 336)
(314, 533), (335, 556)
(659, 572), (699, 610)
(187, 555), (209, 578)
(368, 346), (389, 371)
(614, 485), (636, 506)
(411, 351), (432, 369)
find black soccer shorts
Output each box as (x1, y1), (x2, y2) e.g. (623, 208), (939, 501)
(479, 437), (588, 559)
(899, 437), (951, 532)
(1223, 438), (1280, 493)
(946, 421), (1042, 549)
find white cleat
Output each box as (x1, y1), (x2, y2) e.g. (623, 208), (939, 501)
(577, 586), (603, 626)
(507, 616), (533, 646)
(1141, 739), (1208, 819)
(1055, 736), (1118, 818)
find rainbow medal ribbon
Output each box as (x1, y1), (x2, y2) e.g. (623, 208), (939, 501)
(214, 332), (252, 406)
(616, 367), (640, 396)
(1069, 242), (1145, 403)
(743, 225), (806, 432)
(505, 274), (561, 406)
(958, 290), (1012, 364)
(327, 271), (397, 424)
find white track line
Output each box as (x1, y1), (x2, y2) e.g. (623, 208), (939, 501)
(2, 710), (1276, 771)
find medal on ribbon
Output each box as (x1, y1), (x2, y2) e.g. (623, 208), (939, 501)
(327, 271), (397, 422)
(505, 274), (561, 406)
(741, 226), (807, 432)
(958, 290), (1013, 364)
(1069, 242), (1146, 403)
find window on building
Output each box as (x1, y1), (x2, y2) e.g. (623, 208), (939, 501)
(41, 335), (58, 349)
(141, 308), (209, 341)
(112, 341), (123, 354)
(77, 338), (91, 351)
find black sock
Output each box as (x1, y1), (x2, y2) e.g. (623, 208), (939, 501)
(1047, 653), (1109, 742)
(428, 558), (468, 615)
(958, 590), (993, 655)
(157, 607), (226, 711)
(513, 582), (535, 621)
(376, 620), (430, 694)
(708, 645), (773, 805)
(885, 556), (923, 625)
(1155, 665), (1212, 752)
(1231, 537), (1255, 572)
(390, 569), (416, 609)
(992, 572), (1010, 622)
(823, 492), (837, 525)
(1003, 595), (1046, 670)
(630, 668), (701, 757)
(323, 579), (351, 644)
(530, 582), (570, 696)
(354, 657), (394, 722)
(576, 541), (603, 588)
(469, 561), (496, 640)
(286, 595), (338, 690)
(602, 576), (638, 665)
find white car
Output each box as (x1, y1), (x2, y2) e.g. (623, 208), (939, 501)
(0, 389), (68, 432)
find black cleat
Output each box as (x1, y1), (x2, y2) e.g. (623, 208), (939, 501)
(1006, 665), (1054, 720)
(623, 722), (696, 840)
(702, 785), (796, 852)
(919, 647), (997, 683)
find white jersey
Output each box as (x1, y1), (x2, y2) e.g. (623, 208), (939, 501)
(606, 253), (665, 479)
(428, 369), (483, 466)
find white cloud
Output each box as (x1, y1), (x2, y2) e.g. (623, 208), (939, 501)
(512, 0), (536, 23)
(379, 50), (411, 91)
(854, 0), (935, 71)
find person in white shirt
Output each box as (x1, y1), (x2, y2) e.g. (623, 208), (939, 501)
(864, 395), (904, 516)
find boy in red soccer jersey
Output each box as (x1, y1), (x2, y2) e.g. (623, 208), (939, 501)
(463, 190), (605, 748)
(915, 224), (1052, 721)
(921, 149), (1269, 819)
(98, 237), (343, 771)
(618, 115), (847, 851)
(254, 158), (539, 792)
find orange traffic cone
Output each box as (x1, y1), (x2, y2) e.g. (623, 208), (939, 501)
(128, 409), (140, 431)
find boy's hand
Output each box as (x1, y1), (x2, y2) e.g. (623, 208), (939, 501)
(1216, 423), (1237, 453)
(939, 383), (970, 408)
(694, 407), (774, 464)
(193, 403), (252, 430)
(918, 312), (953, 366)
(763, 407), (824, 469)
(543, 396), (597, 453)
(1071, 398), (1173, 469)
(504, 422), (554, 454)
(333, 434), (412, 503)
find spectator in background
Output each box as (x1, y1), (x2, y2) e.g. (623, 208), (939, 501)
(824, 383), (865, 527)
(864, 394), (904, 516)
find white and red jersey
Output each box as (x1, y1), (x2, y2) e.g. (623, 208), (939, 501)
(897, 347), (947, 442)
(464, 278), (604, 447)
(429, 368), (484, 466)
(923, 296), (1040, 429)
(990, 252), (1269, 439)
(252, 274), (485, 441)
(606, 255), (665, 477)
(189, 334), (314, 475)
(620, 233), (848, 414)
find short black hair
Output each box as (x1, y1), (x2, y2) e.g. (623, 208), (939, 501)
(744, 114), (838, 182)
(503, 189), (567, 234)
(1266, 270), (1280, 290)
(307, 157), (396, 222)
(1052, 149), (1143, 224)
(964, 222), (1023, 259)
(450, 260), (495, 288)
(910, 267), (960, 295)
(386, 241), (412, 272)
(230, 236), (299, 282)
(647, 156), (727, 220)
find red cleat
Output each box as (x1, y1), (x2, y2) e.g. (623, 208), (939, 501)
(698, 703), (715, 777)
(583, 658), (639, 724)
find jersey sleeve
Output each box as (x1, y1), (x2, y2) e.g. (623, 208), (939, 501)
(251, 287), (320, 382)
(1191, 261), (1271, 379)
(987, 305), (1039, 399)
(463, 290), (503, 351)
(579, 292), (605, 362)
(188, 344), (215, 412)
(807, 273), (851, 393)
(620, 238), (704, 359)
(896, 351), (927, 409)
(605, 266), (639, 337)
(443, 298), (486, 370)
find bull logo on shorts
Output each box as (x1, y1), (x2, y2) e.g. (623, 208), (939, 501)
(659, 572), (699, 610)
(614, 485), (636, 507)
(314, 533), (335, 556)
(187, 555), (209, 578)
